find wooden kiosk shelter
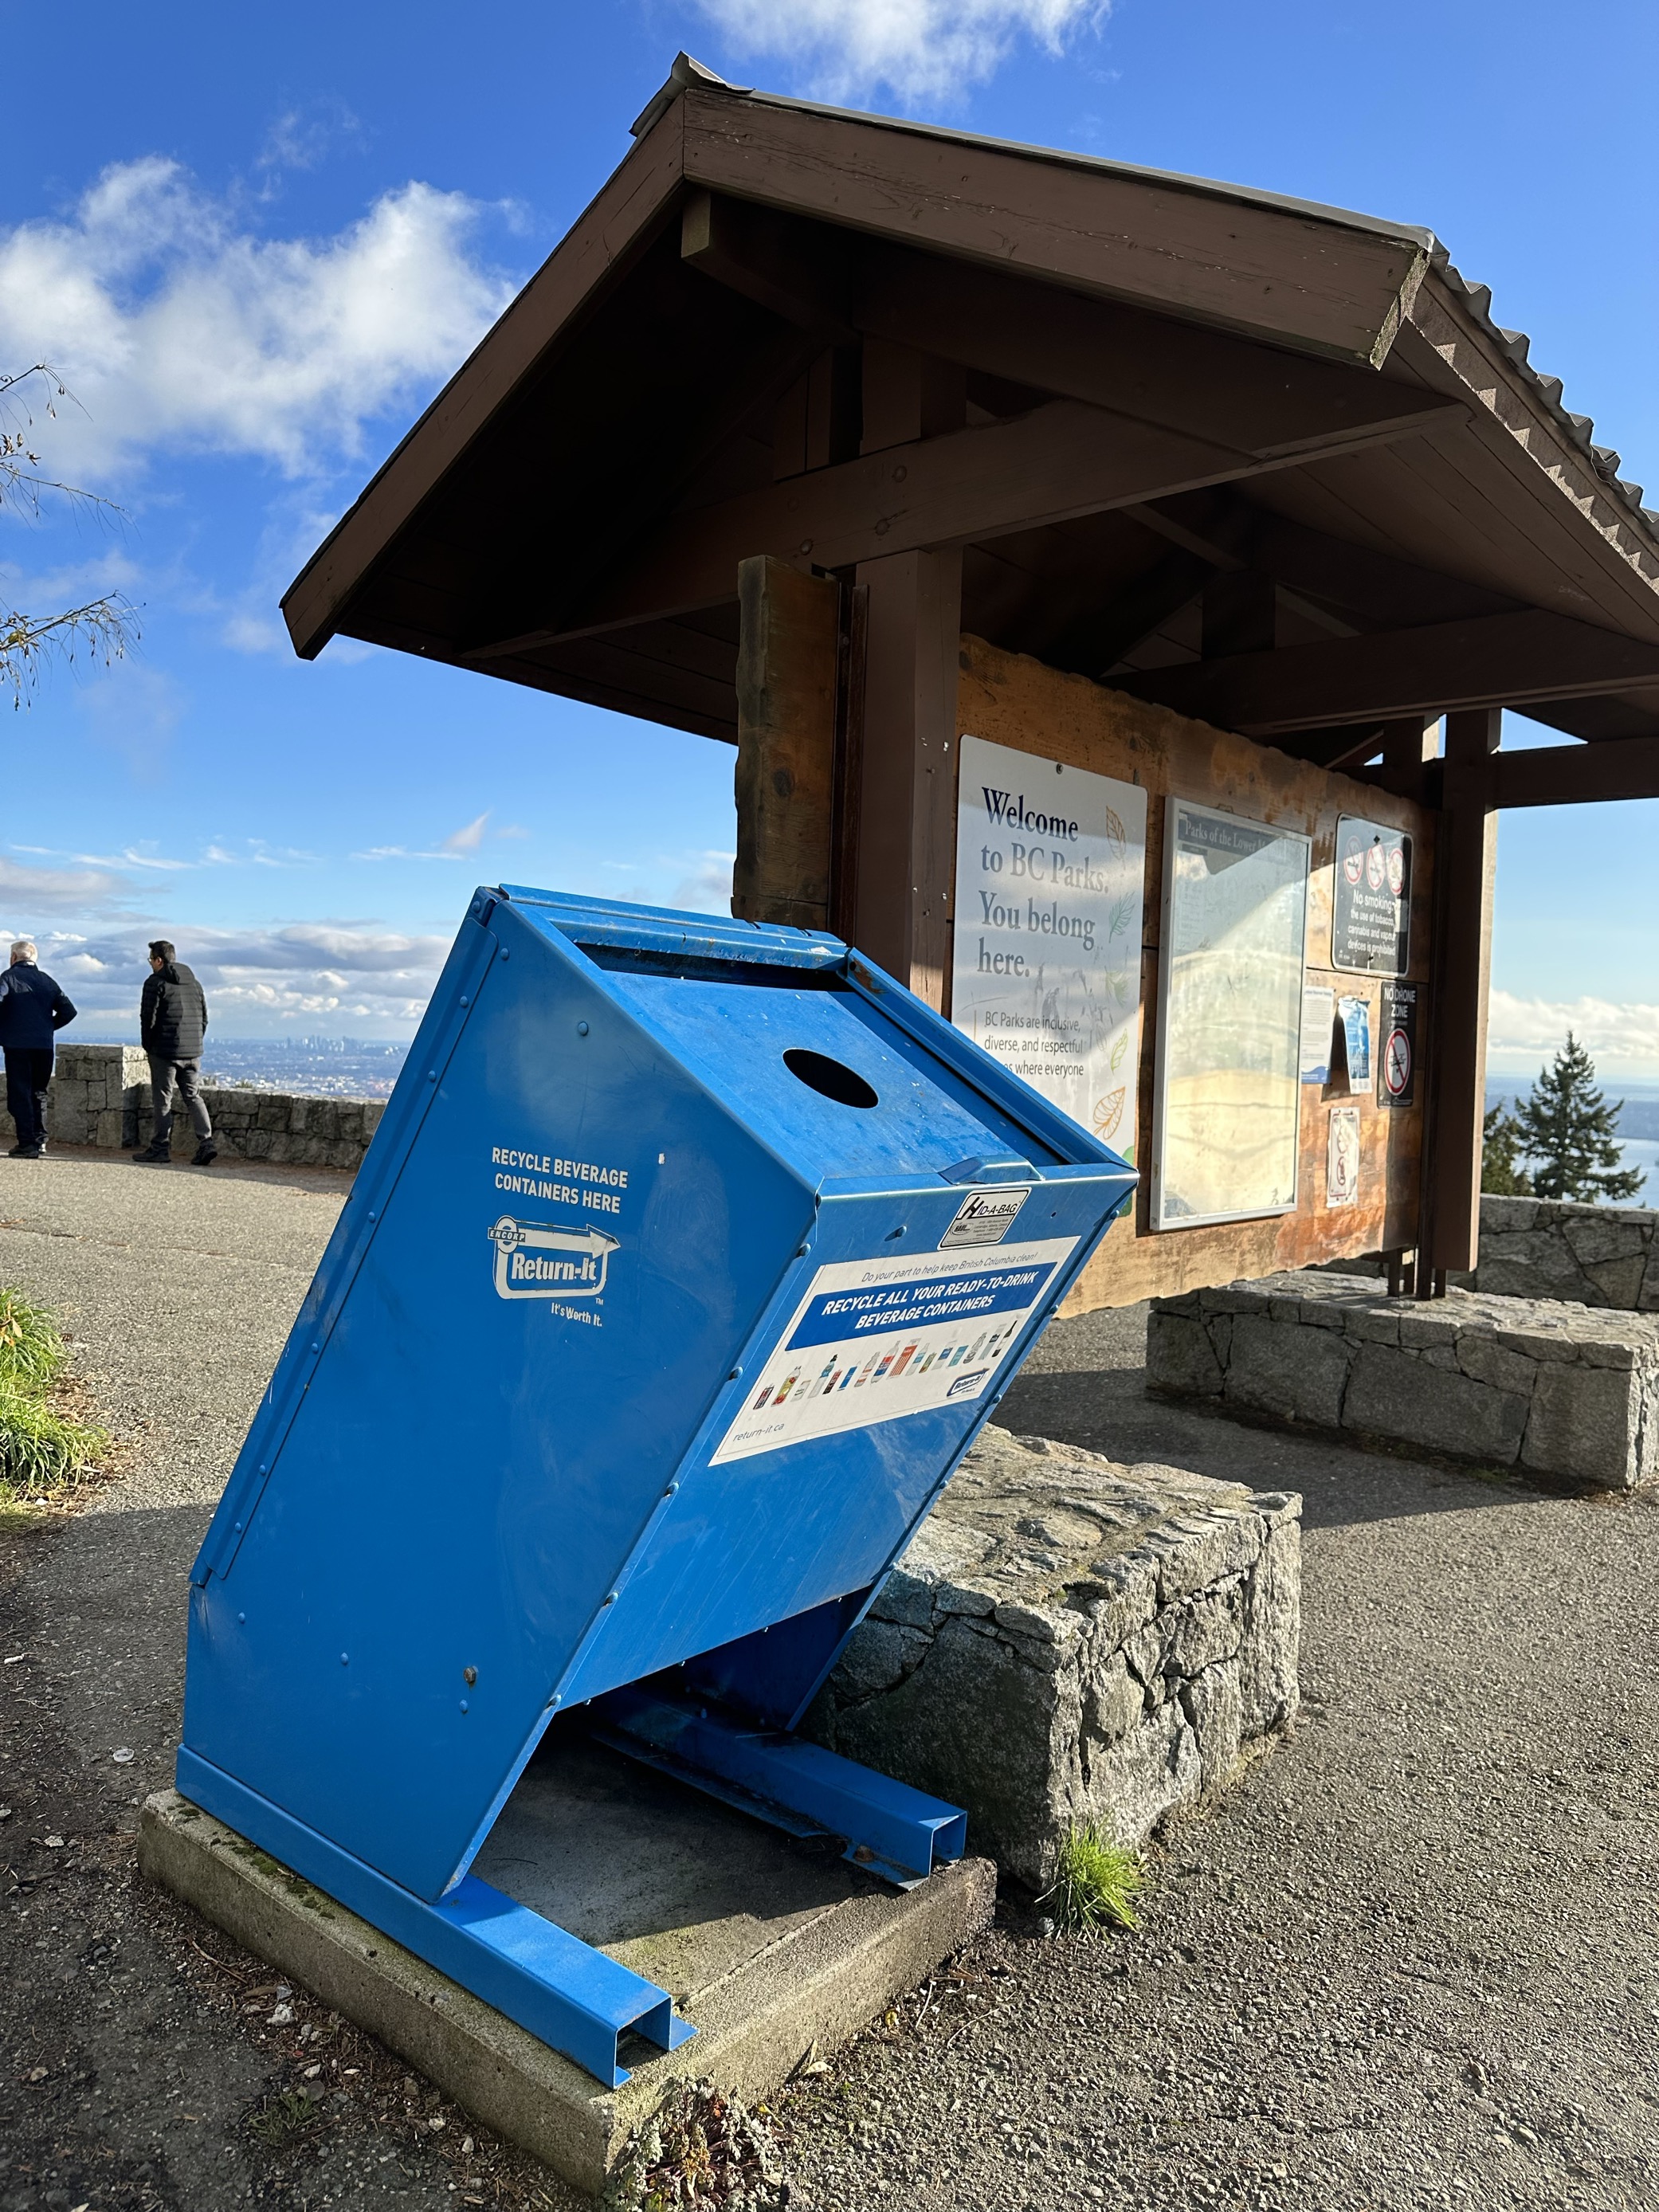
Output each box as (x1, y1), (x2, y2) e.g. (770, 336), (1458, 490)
(284, 55), (1659, 1311)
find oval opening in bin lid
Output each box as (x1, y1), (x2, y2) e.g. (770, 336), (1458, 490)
(782, 1048), (878, 1110)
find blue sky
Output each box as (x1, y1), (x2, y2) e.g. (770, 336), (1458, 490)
(2, 0), (1656, 1068)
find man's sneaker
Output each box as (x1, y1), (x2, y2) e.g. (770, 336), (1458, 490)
(7, 1143), (29, 1158)
(17, 1146), (43, 1160)
(192, 1143), (218, 1167)
(131, 1144), (171, 1164)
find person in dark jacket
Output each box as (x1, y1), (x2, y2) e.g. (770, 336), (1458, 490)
(134, 940), (217, 1167)
(0, 939), (76, 1159)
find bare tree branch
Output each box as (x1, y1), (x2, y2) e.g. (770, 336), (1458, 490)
(2, 595), (139, 707)
(2, 363), (140, 704)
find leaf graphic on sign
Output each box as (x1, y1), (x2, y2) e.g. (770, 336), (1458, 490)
(1110, 1028), (1129, 1073)
(1103, 806), (1127, 858)
(1108, 892), (1136, 940)
(1092, 1087), (1127, 1139)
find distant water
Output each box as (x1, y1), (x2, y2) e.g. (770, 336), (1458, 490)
(198, 1039), (410, 1101)
(1616, 1139), (1659, 1207)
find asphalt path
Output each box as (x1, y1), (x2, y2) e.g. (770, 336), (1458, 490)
(2, 1151), (1656, 2211)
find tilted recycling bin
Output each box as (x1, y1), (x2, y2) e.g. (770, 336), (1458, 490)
(177, 888), (1137, 2082)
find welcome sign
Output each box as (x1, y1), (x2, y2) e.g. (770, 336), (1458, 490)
(951, 735), (1147, 1155)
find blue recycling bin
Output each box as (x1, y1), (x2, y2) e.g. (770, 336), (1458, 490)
(177, 888), (1135, 2083)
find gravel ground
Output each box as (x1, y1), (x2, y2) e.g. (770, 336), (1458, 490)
(3, 1153), (1657, 2212)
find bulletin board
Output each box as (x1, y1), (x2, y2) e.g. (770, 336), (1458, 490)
(1151, 798), (1311, 1230)
(952, 632), (1435, 1312)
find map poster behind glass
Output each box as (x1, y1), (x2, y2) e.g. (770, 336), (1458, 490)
(951, 735), (1147, 1157)
(1332, 814), (1412, 975)
(1152, 799), (1311, 1230)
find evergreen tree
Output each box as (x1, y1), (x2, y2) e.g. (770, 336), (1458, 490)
(1512, 1033), (1643, 1203)
(1481, 1103), (1532, 1196)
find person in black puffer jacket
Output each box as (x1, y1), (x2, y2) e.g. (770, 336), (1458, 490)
(0, 939), (77, 1158)
(135, 940), (217, 1167)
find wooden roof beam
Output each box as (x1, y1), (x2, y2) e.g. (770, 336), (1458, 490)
(1115, 608), (1659, 732)
(680, 194), (1462, 469)
(1492, 734), (1659, 807)
(678, 85), (1430, 365)
(480, 388), (1461, 655)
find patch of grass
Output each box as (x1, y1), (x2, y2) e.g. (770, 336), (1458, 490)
(1040, 1823), (1143, 1935)
(0, 1288), (106, 1512)
(245, 2088), (322, 2149)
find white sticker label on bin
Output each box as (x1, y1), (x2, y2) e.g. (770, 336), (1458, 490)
(709, 1236), (1078, 1465)
(939, 1184), (1031, 1248)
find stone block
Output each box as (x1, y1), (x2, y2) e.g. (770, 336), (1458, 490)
(805, 1427), (1300, 1887)
(1455, 1332), (1539, 1397)
(1522, 1363), (1654, 1492)
(1562, 1211), (1650, 1268)
(1144, 1311), (1224, 1398)
(1222, 1312), (1351, 1428)
(1179, 1660), (1244, 1793)
(1169, 1273), (1659, 1490)
(1344, 1308), (1400, 1346)
(1344, 1343), (1528, 1464)
(1583, 1257), (1649, 1308)
(1238, 1508), (1300, 1735)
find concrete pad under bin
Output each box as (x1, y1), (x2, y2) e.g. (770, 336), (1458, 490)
(1149, 1272), (1659, 1493)
(802, 1426), (1301, 1888)
(139, 1742), (993, 2198)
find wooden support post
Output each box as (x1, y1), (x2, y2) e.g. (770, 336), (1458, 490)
(1419, 706), (1500, 1284)
(842, 340), (967, 1004)
(731, 555), (842, 930)
(850, 547), (963, 1006)
(1380, 713), (1438, 802)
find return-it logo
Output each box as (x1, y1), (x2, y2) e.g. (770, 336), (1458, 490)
(487, 1216), (619, 1300)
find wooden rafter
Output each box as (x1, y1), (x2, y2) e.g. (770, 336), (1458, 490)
(1115, 609), (1659, 731)
(474, 391), (1460, 657)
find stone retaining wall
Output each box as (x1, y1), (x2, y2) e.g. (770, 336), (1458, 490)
(1477, 1194), (1659, 1310)
(803, 1425), (1300, 1889)
(1313, 1194), (1659, 1311)
(1, 1043), (382, 1171)
(1151, 1271), (1659, 1492)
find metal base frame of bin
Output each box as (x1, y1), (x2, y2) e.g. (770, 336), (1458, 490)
(176, 1747), (694, 2088)
(590, 1684), (967, 1888)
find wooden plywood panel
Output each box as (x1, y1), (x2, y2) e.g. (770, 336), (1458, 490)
(954, 633), (1433, 1312)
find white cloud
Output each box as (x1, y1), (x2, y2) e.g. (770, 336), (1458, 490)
(442, 810), (490, 854)
(0, 854), (128, 915)
(0, 159), (514, 480)
(21, 920), (449, 1031)
(257, 99), (364, 182)
(691, 0), (1106, 100)
(1488, 991), (1659, 1077)
(669, 850), (736, 915)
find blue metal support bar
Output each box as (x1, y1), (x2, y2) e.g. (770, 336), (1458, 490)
(177, 1750), (694, 2088)
(590, 1685), (967, 1888)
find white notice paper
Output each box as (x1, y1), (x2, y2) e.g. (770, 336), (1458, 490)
(710, 1237), (1079, 1465)
(951, 735), (1147, 1156)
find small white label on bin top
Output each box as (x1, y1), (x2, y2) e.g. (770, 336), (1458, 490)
(709, 1236), (1077, 1465)
(939, 1185), (1031, 1249)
